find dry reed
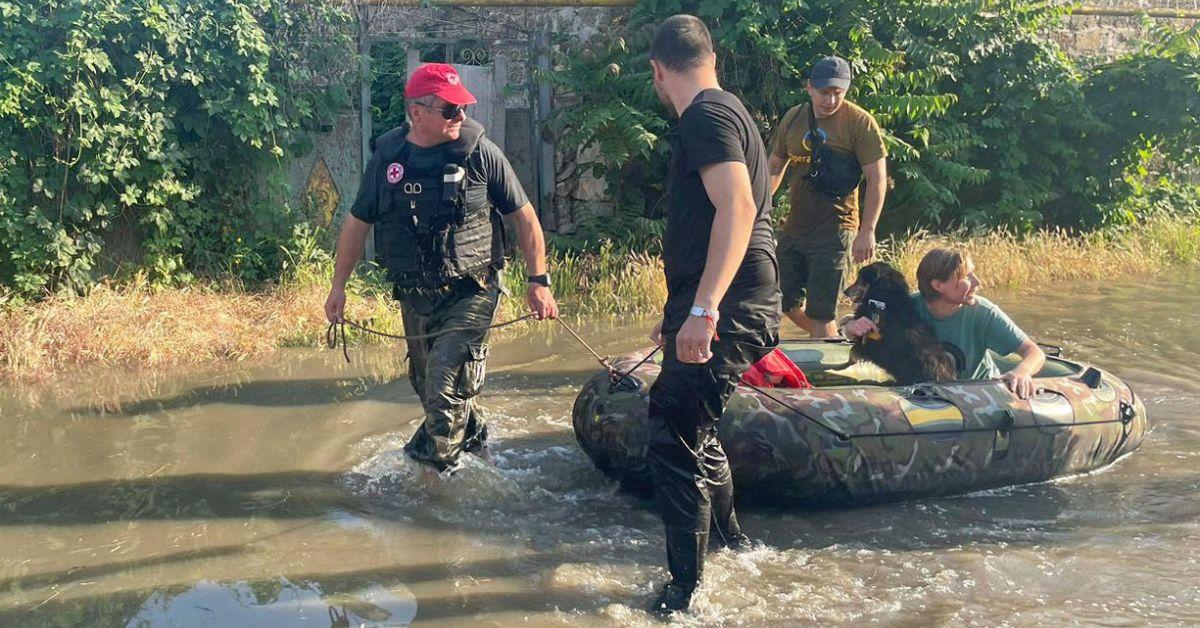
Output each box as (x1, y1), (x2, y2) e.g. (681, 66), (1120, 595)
(2, 216), (1196, 382)
(884, 217), (1200, 289)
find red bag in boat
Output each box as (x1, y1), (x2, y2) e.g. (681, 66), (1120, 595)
(741, 348), (812, 389)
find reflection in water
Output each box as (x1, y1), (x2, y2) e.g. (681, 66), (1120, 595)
(2, 270), (1199, 625)
(127, 579), (416, 627)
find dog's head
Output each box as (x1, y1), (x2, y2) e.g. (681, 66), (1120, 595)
(844, 261), (910, 304)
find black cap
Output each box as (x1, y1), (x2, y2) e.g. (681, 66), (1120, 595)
(810, 56), (851, 90)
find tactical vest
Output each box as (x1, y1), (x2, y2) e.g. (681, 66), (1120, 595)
(371, 118), (504, 292)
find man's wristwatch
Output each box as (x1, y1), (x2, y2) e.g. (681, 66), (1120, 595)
(689, 305), (720, 339)
(527, 273), (551, 287)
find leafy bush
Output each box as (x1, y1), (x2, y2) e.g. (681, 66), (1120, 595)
(1082, 20), (1200, 227)
(544, 28), (669, 250)
(370, 40), (410, 134)
(0, 0), (353, 297)
(548, 0), (1200, 237)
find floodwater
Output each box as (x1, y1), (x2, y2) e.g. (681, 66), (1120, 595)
(2, 269), (1198, 627)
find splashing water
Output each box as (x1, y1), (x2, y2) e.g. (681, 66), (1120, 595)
(2, 271), (1200, 625)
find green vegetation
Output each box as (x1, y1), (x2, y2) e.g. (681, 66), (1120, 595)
(4, 1), (1200, 381)
(370, 40), (410, 134)
(0, 0), (353, 298)
(548, 0), (1200, 241)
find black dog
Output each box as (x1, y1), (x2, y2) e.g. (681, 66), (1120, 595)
(843, 262), (956, 385)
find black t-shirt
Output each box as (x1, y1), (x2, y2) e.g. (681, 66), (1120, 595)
(349, 132), (529, 223)
(661, 89), (780, 332)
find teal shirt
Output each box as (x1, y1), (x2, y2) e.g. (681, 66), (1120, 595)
(912, 294), (1028, 380)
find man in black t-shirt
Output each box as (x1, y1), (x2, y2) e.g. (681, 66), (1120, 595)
(644, 15), (781, 616)
(324, 64), (558, 473)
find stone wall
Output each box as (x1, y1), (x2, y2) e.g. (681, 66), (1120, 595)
(1056, 1), (1200, 61)
(286, 113), (363, 232)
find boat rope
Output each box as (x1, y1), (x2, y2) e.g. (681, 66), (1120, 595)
(740, 380), (1136, 442)
(738, 380), (855, 441)
(552, 318), (614, 373)
(608, 345), (662, 392)
(841, 417), (1134, 440)
(325, 314), (538, 363)
(329, 317), (1138, 442)
(326, 313), (617, 376)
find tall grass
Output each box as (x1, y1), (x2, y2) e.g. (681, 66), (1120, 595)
(499, 240), (667, 321)
(2, 216), (1197, 382)
(884, 217), (1200, 290)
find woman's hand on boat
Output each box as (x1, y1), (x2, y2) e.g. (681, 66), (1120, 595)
(1001, 342), (1044, 399)
(676, 316), (714, 363)
(1000, 368), (1036, 399)
(840, 317), (877, 339)
(649, 320), (665, 347)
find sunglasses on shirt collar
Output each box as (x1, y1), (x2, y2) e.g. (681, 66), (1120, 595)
(415, 101), (468, 120)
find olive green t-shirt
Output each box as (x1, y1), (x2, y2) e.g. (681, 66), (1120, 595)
(912, 294), (1028, 380)
(769, 100), (886, 236)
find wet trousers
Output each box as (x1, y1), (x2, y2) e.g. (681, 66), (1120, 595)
(400, 278), (501, 470)
(646, 332), (771, 593)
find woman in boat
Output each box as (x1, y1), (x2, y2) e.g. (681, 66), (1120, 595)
(842, 247), (1045, 398)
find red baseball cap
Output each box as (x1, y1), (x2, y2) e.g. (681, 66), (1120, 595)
(404, 63), (477, 106)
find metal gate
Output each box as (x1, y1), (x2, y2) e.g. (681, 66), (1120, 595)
(289, 8), (558, 244)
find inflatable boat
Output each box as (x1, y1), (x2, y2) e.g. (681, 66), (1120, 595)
(572, 340), (1146, 506)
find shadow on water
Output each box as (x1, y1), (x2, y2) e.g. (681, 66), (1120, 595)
(1, 546), (252, 596)
(0, 520), (325, 592)
(10, 471), (1197, 626)
(0, 471), (354, 526)
(64, 377), (409, 417)
(62, 366), (598, 418)
(3, 561), (621, 627)
(3, 435), (1194, 625)
(7, 542), (628, 624)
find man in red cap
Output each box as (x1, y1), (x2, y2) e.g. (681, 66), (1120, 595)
(325, 62), (558, 473)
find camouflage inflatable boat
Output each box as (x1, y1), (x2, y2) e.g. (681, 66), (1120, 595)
(572, 340), (1146, 506)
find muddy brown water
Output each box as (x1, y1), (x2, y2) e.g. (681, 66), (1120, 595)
(2, 269), (1198, 626)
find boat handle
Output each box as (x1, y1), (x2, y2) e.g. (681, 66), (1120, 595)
(906, 384), (951, 401)
(1119, 400), (1136, 424)
(1078, 367), (1102, 389)
(1038, 342), (1063, 357)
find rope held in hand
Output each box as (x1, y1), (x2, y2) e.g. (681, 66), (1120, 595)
(325, 314), (538, 363)
(327, 311), (652, 393)
(325, 315), (619, 375)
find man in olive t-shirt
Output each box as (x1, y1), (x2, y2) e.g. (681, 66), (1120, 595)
(768, 56), (888, 337)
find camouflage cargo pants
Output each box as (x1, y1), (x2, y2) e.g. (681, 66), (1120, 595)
(400, 278), (501, 471)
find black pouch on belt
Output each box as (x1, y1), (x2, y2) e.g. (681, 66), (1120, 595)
(804, 104), (864, 200)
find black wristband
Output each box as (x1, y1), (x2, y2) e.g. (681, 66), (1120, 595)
(527, 273), (551, 287)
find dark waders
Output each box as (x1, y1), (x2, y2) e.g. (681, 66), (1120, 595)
(646, 332), (769, 614)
